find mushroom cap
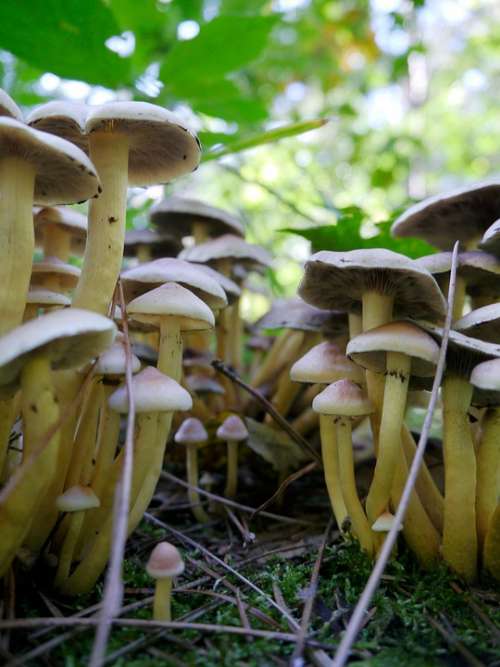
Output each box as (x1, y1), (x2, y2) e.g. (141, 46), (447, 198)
(193, 264), (241, 305)
(391, 181), (500, 250)
(459, 251), (500, 297)
(416, 320), (500, 378)
(0, 89), (23, 121)
(123, 228), (182, 259)
(146, 541), (185, 579)
(121, 257), (227, 310)
(56, 485), (100, 512)
(30, 257), (81, 291)
(127, 282), (215, 332)
(372, 512), (402, 532)
(185, 374), (225, 395)
(85, 102), (200, 186)
(94, 339), (141, 376)
(299, 249), (446, 323)
(454, 304), (500, 344)
(174, 417), (208, 444)
(216, 415), (248, 441)
(255, 297), (349, 336)
(346, 321), (440, 377)
(470, 358), (500, 392)
(150, 196), (244, 239)
(312, 379), (373, 417)
(179, 234), (272, 271)
(108, 366), (192, 414)
(131, 342), (158, 365)
(415, 252), (453, 277)
(479, 219), (500, 256)
(0, 117), (100, 205)
(290, 341), (365, 385)
(27, 101), (89, 152)
(35, 206), (87, 235)
(0, 308), (116, 387)
(470, 358), (500, 407)
(26, 289), (71, 308)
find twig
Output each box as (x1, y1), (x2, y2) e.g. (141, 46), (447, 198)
(290, 519), (332, 667)
(426, 614), (486, 667)
(0, 616), (332, 647)
(144, 513), (301, 631)
(331, 241), (460, 667)
(89, 281), (136, 667)
(161, 471), (314, 526)
(212, 360), (321, 465)
(235, 589), (253, 642)
(251, 461), (318, 519)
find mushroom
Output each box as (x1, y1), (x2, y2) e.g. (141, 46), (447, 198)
(150, 196), (244, 245)
(34, 206), (87, 262)
(61, 367), (192, 595)
(127, 282), (215, 382)
(483, 503), (500, 582)
(174, 418), (210, 523)
(391, 180), (500, 251)
(346, 321), (439, 526)
(146, 541), (185, 621)
(419, 322), (500, 581)
(54, 485), (100, 589)
(290, 341), (365, 531)
(216, 415), (248, 499)
(0, 308), (115, 572)
(299, 249), (446, 530)
(23, 289), (70, 321)
(312, 380), (375, 554)
(0, 117), (100, 335)
(30, 257), (81, 295)
(124, 228), (182, 263)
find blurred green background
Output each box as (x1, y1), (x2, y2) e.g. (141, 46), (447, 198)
(1, 0), (498, 314)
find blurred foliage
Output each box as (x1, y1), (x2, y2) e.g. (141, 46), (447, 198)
(1, 0), (499, 305)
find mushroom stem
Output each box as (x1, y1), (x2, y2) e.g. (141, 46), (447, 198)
(0, 354), (60, 575)
(72, 132), (129, 315)
(442, 374), (477, 582)
(336, 416), (374, 555)
(348, 312), (363, 339)
(153, 576), (173, 621)
(366, 352), (411, 524)
(65, 382), (102, 488)
(291, 407), (318, 436)
(319, 414), (348, 531)
(224, 440), (239, 499)
(186, 442), (209, 522)
(483, 502), (500, 582)
(54, 511), (85, 588)
(250, 330), (293, 389)
(43, 224), (71, 262)
(0, 397), (18, 481)
(229, 300), (242, 370)
(390, 453), (440, 567)
(192, 221), (209, 245)
(61, 414), (173, 595)
(476, 407), (500, 547)
(0, 158), (36, 335)
(158, 319), (182, 382)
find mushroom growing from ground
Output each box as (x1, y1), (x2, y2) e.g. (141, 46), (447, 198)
(216, 415), (249, 499)
(313, 380), (375, 554)
(175, 418), (210, 523)
(146, 541), (185, 621)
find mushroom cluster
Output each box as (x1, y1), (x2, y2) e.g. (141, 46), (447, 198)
(1, 84), (499, 601)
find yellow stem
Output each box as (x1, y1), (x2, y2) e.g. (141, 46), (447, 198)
(476, 408), (500, 547)
(158, 318), (183, 382)
(54, 511), (85, 589)
(336, 417), (374, 555)
(72, 132), (129, 314)
(225, 440), (239, 499)
(366, 352), (411, 524)
(43, 225), (71, 263)
(0, 158), (36, 335)
(319, 414), (348, 531)
(187, 442), (210, 522)
(483, 503), (500, 582)
(153, 577), (173, 621)
(442, 374), (477, 582)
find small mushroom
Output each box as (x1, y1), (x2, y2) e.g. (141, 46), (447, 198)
(174, 418), (210, 523)
(146, 541), (185, 621)
(216, 415), (248, 499)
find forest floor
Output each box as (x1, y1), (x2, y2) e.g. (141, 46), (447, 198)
(3, 454), (500, 667)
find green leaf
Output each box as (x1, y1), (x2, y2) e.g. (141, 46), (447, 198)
(0, 0), (131, 87)
(281, 206), (435, 259)
(202, 118), (329, 162)
(160, 15), (278, 85)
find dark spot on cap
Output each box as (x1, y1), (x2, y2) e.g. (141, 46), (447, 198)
(108, 216), (118, 223)
(183, 155), (187, 160)
(30, 404), (38, 413)
(97, 186), (102, 194)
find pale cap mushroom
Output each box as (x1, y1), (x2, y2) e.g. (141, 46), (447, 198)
(56, 486), (100, 512)
(312, 379), (373, 417)
(146, 541), (185, 578)
(150, 196), (244, 238)
(109, 366), (192, 414)
(290, 341), (364, 385)
(174, 417), (208, 444)
(216, 415), (248, 441)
